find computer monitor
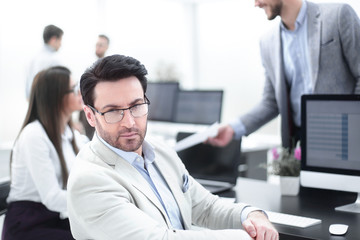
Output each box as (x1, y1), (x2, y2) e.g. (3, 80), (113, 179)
(146, 82), (179, 122)
(300, 94), (360, 213)
(176, 132), (241, 189)
(174, 90), (223, 125)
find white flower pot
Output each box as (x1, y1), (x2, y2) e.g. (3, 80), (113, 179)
(280, 176), (300, 196)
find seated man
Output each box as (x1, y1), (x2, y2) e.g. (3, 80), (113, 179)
(67, 54), (278, 240)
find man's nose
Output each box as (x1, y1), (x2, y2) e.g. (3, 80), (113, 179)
(120, 109), (135, 128)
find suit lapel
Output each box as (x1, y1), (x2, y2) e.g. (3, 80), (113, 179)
(272, 24), (292, 147)
(273, 24), (284, 102)
(118, 163), (172, 226)
(307, 2), (321, 89)
(154, 156), (191, 229)
(90, 135), (171, 226)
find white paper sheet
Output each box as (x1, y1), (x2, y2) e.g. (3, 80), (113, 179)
(173, 122), (219, 152)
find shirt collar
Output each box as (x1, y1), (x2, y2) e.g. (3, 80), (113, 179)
(44, 44), (57, 52)
(98, 134), (155, 167)
(280, 0), (307, 32)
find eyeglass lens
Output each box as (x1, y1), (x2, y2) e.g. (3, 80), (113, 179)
(104, 103), (149, 123)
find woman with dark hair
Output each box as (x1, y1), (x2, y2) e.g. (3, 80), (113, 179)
(2, 66), (88, 240)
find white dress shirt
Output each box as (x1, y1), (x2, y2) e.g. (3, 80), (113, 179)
(7, 120), (88, 218)
(25, 44), (63, 99)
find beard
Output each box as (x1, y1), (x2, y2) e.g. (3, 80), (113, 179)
(95, 118), (146, 153)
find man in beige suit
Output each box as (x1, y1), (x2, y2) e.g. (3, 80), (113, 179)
(67, 54), (278, 240)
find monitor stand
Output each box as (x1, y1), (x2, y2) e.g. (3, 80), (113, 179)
(335, 192), (360, 213)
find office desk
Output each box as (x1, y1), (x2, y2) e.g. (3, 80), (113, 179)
(148, 121), (281, 181)
(234, 177), (359, 240)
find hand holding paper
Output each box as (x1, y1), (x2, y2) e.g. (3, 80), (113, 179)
(174, 122), (219, 152)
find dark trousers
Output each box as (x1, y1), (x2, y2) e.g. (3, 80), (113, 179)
(1, 201), (74, 240)
(293, 126), (301, 147)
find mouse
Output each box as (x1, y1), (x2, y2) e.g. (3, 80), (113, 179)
(329, 224), (348, 235)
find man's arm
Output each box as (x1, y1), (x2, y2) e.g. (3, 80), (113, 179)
(207, 73), (279, 148)
(338, 4), (360, 93)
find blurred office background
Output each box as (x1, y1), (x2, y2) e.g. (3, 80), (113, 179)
(0, 0), (359, 148)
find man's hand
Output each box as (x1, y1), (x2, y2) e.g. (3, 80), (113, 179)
(206, 124), (234, 147)
(242, 211), (279, 240)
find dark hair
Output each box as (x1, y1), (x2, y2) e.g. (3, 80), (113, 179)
(98, 34), (110, 45)
(43, 24), (63, 44)
(12, 66), (78, 188)
(80, 54), (148, 106)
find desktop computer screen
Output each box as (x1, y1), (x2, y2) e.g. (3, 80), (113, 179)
(146, 82), (179, 122)
(173, 90), (223, 125)
(300, 94), (360, 213)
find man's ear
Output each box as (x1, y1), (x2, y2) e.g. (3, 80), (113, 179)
(83, 105), (96, 127)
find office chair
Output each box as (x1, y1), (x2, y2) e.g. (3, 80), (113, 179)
(0, 180), (10, 216)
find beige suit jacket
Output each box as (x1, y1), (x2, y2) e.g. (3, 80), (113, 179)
(67, 134), (252, 240)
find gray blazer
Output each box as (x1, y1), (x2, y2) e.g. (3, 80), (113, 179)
(67, 134), (252, 240)
(240, 2), (360, 148)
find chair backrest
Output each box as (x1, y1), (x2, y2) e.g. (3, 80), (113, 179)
(0, 180), (10, 215)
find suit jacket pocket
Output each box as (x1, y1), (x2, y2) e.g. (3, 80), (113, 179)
(321, 38), (334, 47)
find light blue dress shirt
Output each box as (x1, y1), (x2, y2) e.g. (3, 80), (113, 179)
(281, 0), (312, 127)
(99, 136), (184, 229)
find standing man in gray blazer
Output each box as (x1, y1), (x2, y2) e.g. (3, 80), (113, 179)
(207, 0), (360, 148)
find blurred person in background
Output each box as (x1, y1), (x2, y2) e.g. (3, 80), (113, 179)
(79, 34), (111, 140)
(95, 34), (110, 59)
(2, 66), (88, 240)
(25, 25), (64, 100)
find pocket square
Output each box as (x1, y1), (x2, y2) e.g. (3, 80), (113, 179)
(182, 174), (189, 193)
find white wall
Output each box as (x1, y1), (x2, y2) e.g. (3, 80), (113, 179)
(0, 0), (190, 146)
(0, 0), (99, 147)
(196, 1), (278, 134)
(0, 0), (359, 147)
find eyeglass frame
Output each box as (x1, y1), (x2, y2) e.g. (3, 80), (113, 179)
(87, 95), (150, 124)
(66, 82), (80, 95)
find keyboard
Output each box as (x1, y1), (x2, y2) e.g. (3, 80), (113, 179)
(266, 211), (322, 228)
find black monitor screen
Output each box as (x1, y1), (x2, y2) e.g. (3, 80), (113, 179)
(176, 132), (241, 183)
(146, 82), (179, 122)
(174, 90), (223, 125)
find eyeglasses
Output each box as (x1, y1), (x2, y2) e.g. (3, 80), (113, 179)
(66, 82), (80, 96)
(88, 96), (150, 124)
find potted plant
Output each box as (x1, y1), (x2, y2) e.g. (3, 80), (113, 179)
(264, 142), (301, 195)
